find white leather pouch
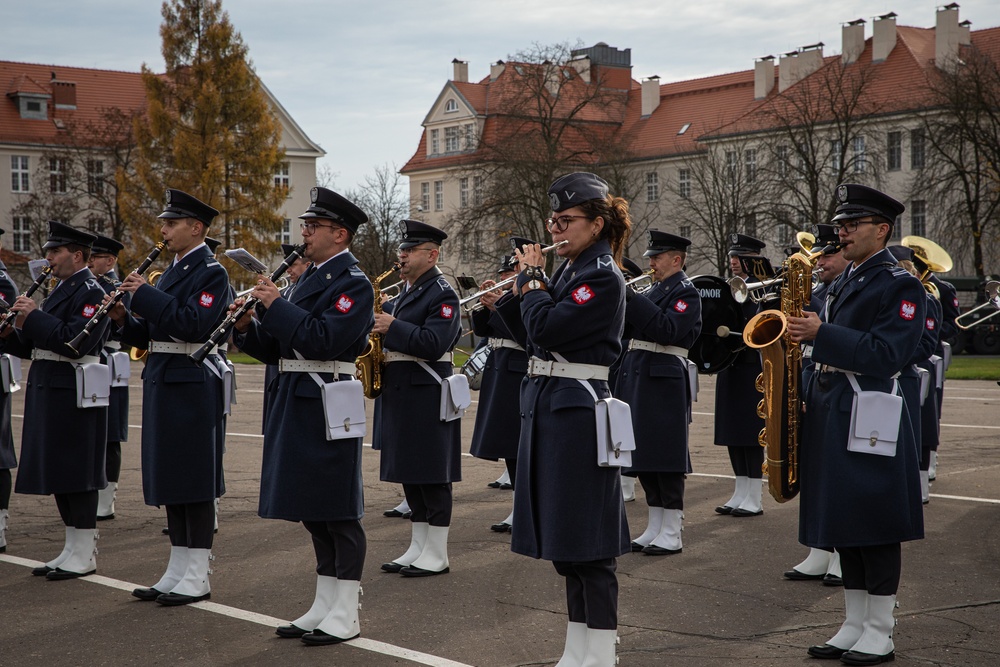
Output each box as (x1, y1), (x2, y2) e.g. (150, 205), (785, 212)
(930, 354), (944, 390)
(594, 396), (636, 468)
(76, 362), (111, 409)
(915, 365), (930, 406)
(319, 378), (367, 441)
(846, 373), (902, 457)
(419, 361), (470, 422)
(1, 354), (22, 394)
(108, 350), (131, 388)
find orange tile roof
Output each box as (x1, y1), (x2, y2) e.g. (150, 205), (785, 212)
(1, 60), (147, 147)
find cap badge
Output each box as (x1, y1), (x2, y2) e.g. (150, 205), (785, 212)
(164, 190), (172, 205)
(310, 187), (318, 203)
(548, 193), (561, 210)
(399, 221), (408, 237)
(838, 185), (849, 203)
(730, 233), (739, 244)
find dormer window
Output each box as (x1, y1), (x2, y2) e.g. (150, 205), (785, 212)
(445, 99), (458, 113)
(13, 93), (49, 120)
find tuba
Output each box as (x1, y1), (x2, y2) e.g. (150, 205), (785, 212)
(741, 232), (841, 503)
(356, 264), (400, 399)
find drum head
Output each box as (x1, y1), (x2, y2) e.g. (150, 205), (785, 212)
(689, 275), (746, 374)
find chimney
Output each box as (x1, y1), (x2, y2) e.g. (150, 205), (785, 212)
(51, 80), (77, 110)
(754, 56), (775, 99)
(873, 12), (897, 62)
(452, 59), (468, 83)
(797, 43), (825, 77)
(569, 55), (591, 83)
(490, 60), (505, 82)
(959, 20), (972, 46)
(778, 51), (798, 92)
(842, 19), (866, 65)
(641, 76), (661, 116)
(936, 3), (962, 71)
(779, 44), (823, 92)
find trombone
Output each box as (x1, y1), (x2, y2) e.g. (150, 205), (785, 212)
(956, 281), (1000, 330)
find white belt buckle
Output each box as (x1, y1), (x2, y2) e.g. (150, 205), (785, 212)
(531, 359), (553, 377)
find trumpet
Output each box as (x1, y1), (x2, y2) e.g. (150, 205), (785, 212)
(0, 264), (52, 335)
(236, 276), (289, 299)
(458, 240), (569, 308)
(189, 244), (306, 364)
(625, 269), (655, 293)
(956, 280), (1000, 330)
(380, 279), (405, 298)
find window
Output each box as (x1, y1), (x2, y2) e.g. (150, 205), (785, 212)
(274, 162), (290, 193)
(777, 224), (792, 245)
(776, 145), (789, 178)
(473, 176), (484, 206)
(430, 129), (439, 155)
(460, 177), (469, 207)
(11, 156), (29, 192)
(49, 158), (68, 194)
(86, 159), (104, 195)
(745, 149), (757, 182)
(887, 131), (901, 171)
(852, 135), (866, 173)
(421, 182), (430, 211)
(911, 128), (925, 169)
(274, 219), (291, 244)
(890, 215), (902, 241)
(444, 126), (460, 153)
(725, 150), (738, 180)
(911, 200), (926, 237)
(830, 140), (843, 173)
(12, 216), (30, 252)
(463, 123), (476, 150)
(645, 172), (659, 202)
(445, 99), (458, 113)
(743, 212), (757, 236)
(678, 168), (691, 199)
(434, 180), (443, 211)
(677, 123), (691, 135)
(679, 225), (691, 239)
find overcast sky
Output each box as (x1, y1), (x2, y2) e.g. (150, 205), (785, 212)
(5, 1), (1000, 193)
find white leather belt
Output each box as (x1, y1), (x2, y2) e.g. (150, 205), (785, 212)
(104, 341), (121, 351)
(527, 357), (609, 381)
(626, 340), (688, 357)
(279, 359), (357, 375)
(489, 337), (524, 352)
(815, 364), (850, 374)
(148, 341), (227, 355)
(384, 351), (453, 364)
(31, 349), (99, 365)
(801, 343), (813, 359)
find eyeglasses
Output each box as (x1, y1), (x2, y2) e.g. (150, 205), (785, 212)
(545, 215), (591, 233)
(300, 221), (343, 234)
(397, 246), (435, 256)
(832, 218), (881, 234)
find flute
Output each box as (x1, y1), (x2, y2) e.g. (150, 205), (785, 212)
(459, 240), (569, 306)
(0, 265), (52, 335)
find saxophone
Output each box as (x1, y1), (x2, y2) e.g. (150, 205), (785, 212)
(741, 234), (839, 503)
(356, 264), (400, 399)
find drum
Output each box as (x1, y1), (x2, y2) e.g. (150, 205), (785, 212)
(461, 343), (491, 390)
(688, 275), (747, 374)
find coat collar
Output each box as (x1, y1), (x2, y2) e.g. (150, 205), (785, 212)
(392, 265), (444, 312)
(157, 246), (211, 291)
(44, 267), (96, 311)
(828, 247), (896, 319)
(550, 239), (613, 295)
(291, 251), (359, 303)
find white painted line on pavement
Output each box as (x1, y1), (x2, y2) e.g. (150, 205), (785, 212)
(928, 493), (1000, 505)
(0, 554), (474, 667)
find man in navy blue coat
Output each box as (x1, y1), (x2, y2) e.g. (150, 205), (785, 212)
(8, 221), (110, 580)
(616, 230), (701, 556)
(787, 184), (925, 665)
(376, 219), (462, 578)
(0, 229), (19, 554)
(234, 187), (373, 645)
(111, 189), (232, 606)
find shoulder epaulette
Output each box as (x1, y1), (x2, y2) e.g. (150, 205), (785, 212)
(436, 277), (453, 291)
(596, 255), (615, 271)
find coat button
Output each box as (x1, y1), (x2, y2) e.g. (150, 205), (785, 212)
(529, 411), (533, 418)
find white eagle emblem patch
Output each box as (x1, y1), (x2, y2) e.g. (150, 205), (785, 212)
(926, 318), (935, 331)
(440, 304), (454, 319)
(199, 292), (215, 308)
(899, 300), (916, 320)
(572, 285), (594, 304)
(335, 294), (354, 313)
(82, 304), (96, 318)
(674, 300), (688, 313)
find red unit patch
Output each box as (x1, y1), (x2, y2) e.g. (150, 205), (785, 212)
(82, 304), (96, 318)
(899, 300), (916, 320)
(926, 318), (935, 331)
(572, 284), (594, 304)
(674, 300), (688, 313)
(335, 294), (354, 313)
(953, 296), (960, 308)
(440, 304), (454, 319)
(199, 292), (215, 308)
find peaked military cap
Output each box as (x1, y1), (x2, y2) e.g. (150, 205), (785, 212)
(508, 236), (539, 252)
(547, 172), (609, 212)
(644, 230), (691, 257)
(42, 221), (97, 250)
(299, 187), (368, 233)
(91, 234), (125, 256)
(497, 255), (519, 275)
(887, 245), (915, 263)
(620, 257), (644, 279)
(832, 183), (905, 225)
(398, 219), (447, 249)
(815, 223), (841, 248)
(158, 189), (219, 226)
(281, 243), (301, 257)
(727, 233), (766, 257)
(204, 237), (222, 254)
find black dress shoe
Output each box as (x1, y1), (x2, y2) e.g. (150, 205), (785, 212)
(275, 624), (309, 638)
(823, 574), (844, 587)
(629, 541), (647, 553)
(156, 591), (210, 606)
(730, 508), (764, 517)
(301, 629), (359, 646)
(383, 508), (405, 517)
(46, 568), (95, 581)
(807, 644), (847, 659)
(96, 514), (114, 521)
(487, 480), (502, 489)
(642, 544), (681, 556)
(714, 505), (734, 515)
(31, 565), (54, 577)
(399, 565), (449, 577)
(840, 650), (895, 665)
(380, 561), (404, 573)
(783, 568), (825, 581)
(162, 527), (170, 535)
(490, 522), (511, 533)
(499, 482), (513, 490)
(132, 587), (165, 601)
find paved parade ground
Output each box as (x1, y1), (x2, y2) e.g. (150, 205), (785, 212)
(1, 361), (998, 666)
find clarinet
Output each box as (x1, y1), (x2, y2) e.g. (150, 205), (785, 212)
(188, 244), (306, 364)
(66, 242), (166, 354)
(0, 266), (53, 335)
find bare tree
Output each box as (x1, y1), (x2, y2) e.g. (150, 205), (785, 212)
(345, 164), (406, 276)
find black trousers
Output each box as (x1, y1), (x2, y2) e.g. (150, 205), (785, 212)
(165, 502), (215, 549)
(838, 543), (901, 596)
(54, 491), (98, 529)
(553, 558), (618, 630)
(728, 446), (764, 479)
(638, 472), (685, 510)
(0, 469), (11, 510)
(302, 519), (367, 581)
(504, 457), (518, 490)
(403, 483), (453, 527)
(105, 441), (122, 483)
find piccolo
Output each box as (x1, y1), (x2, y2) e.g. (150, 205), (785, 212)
(0, 266), (52, 335)
(459, 240), (569, 306)
(188, 244), (306, 364)
(67, 242), (166, 354)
